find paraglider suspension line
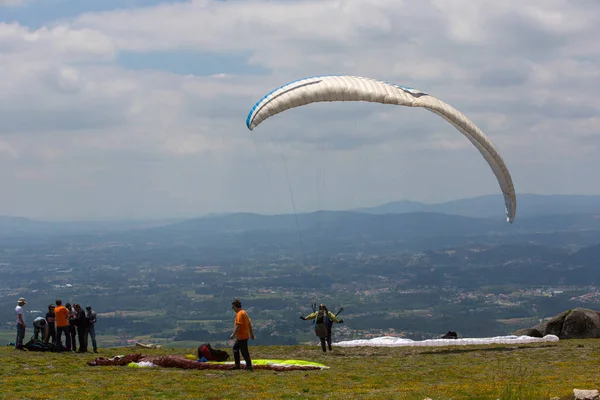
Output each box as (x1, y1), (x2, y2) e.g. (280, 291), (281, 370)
(251, 137), (273, 186)
(280, 152), (306, 264)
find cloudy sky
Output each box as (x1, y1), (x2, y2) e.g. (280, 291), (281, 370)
(0, 0), (598, 220)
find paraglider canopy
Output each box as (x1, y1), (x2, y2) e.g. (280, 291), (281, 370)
(246, 75), (516, 223)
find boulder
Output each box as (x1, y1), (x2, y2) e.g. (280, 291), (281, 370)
(513, 308), (600, 339)
(533, 309), (571, 337)
(573, 389), (599, 400)
(562, 309), (600, 339)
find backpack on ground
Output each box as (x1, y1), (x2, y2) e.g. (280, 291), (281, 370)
(198, 343), (230, 362)
(23, 337), (59, 352)
(441, 330), (458, 339)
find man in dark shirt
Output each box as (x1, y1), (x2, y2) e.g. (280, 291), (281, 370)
(74, 304), (88, 353)
(45, 304), (56, 344)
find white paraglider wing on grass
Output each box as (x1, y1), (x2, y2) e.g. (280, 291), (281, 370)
(246, 75), (516, 223)
(333, 334), (559, 348)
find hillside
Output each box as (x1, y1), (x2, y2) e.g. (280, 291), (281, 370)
(354, 193), (600, 219)
(4, 207), (600, 257)
(3, 193), (600, 239)
(114, 209), (600, 253)
(0, 340), (597, 399)
(0, 215), (183, 238)
(3, 193), (600, 346)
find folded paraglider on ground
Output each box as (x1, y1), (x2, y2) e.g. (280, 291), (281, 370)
(87, 354), (330, 371)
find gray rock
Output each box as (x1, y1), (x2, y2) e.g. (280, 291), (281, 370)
(562, 309), (600, 339)
(573, 388), (599, 400)
(513, 308), (600, 339)
(534, 309), (571, 337)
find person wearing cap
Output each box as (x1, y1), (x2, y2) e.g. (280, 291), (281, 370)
(85, 306), (98, 353)
(33, 316), (49, 342)
(229, 298), (254, 371)
(15, 297), (27, 350)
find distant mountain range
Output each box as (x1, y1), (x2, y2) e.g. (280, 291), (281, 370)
(0, 215), (183, 237)
(352, 193), (600, 219)
(2, 194), (600, 253)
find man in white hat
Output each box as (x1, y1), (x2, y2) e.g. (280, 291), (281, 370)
(15, 297), (27, 350)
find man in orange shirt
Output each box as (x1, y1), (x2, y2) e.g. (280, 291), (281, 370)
(229, 299), (254, 371)
(54, 299), (71, 352)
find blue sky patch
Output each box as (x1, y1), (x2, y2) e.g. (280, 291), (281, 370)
(0, 0), (190, 29)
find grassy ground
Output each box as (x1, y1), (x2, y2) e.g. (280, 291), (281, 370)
(1, 339), (599, 399)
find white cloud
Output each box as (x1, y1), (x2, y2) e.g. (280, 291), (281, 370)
(0, 0), (26, 6)
(0, 0), (599, 219)
(0, 139), (18, 158)
(0, 22), (116, 61)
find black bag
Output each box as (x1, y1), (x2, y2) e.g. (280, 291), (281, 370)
(441, 330), (458, 339)
(23, 337), (58, 352)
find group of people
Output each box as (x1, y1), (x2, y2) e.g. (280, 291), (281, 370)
(14, 297), (98, 353)
(14, 296), (340, 367)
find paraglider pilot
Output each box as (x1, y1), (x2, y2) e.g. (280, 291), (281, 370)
(300, 304), (343, 352)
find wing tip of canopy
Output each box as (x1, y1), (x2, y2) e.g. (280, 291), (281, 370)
(506, 200), (517, 224)
(245, 75), (334, 131)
